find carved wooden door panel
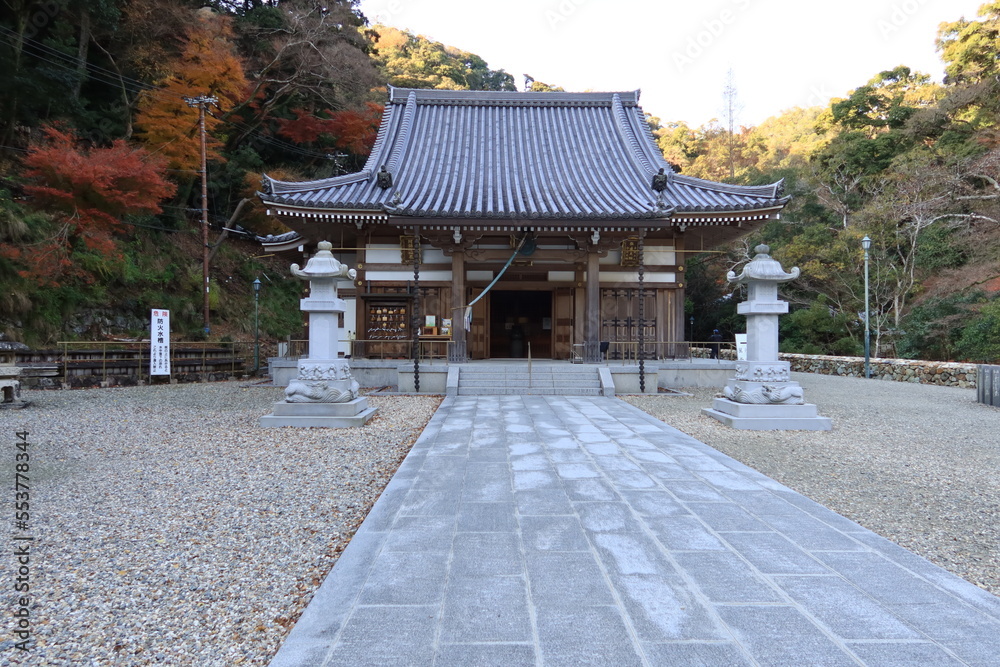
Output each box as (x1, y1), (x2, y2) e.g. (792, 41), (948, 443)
(553, 287), (574, 360)
(469, 288), (489, 359)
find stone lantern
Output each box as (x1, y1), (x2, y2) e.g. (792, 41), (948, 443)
(702, 245), (831, 430)
(0, 342), (27, 409)
(259, 241), (376, 428)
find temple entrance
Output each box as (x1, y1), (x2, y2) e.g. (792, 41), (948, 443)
(489, 290), (552, 358)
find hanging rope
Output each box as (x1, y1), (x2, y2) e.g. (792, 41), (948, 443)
(462, 234), (528, 331)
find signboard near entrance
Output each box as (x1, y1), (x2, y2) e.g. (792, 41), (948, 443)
(150, 309), (171, 375)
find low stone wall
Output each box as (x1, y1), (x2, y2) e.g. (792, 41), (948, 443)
(780, 353), (976, 388)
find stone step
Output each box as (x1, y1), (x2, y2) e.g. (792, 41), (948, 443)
(459, 371), (597, 380)
(459, 379), (601, 388)
(458, 371), (600, 378)
(457, 386), (603, 396)
(455, 365), (603, 396)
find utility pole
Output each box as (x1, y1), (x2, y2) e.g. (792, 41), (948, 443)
(185, 95), (218, 336)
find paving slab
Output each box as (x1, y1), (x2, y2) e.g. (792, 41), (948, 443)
(269, 395), (1000, 666)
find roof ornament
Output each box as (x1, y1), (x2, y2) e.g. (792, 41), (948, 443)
(260, 174), (273, 195)
(651, 168), (668, 192)
(591, 229), (600, 245)
(391, 190), (403, 206)
(376, 166), (393, 189)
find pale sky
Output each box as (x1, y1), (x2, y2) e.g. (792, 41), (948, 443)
(358, 0), (988, 128)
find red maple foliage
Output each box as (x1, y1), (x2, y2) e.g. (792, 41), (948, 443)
(7, 126), (176, 284)
(275, 102), (383, 156)
(328, 103), (384, 156)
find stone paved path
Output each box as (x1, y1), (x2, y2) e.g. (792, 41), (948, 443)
(270, 396), (1000, 666)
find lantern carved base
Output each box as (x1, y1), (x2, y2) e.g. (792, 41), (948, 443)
(723, 379), (804, 405)
(285, 360), (360, 403)
(260, 358), (376, 428)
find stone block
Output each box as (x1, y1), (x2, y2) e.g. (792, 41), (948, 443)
(702, 398), (831, 430)
(258, 397), (377, 428)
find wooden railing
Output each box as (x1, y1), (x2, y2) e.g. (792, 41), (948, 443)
(572, 341), (737, 363)
(280, 339), (735, 363)
(42, 341), (253, 383)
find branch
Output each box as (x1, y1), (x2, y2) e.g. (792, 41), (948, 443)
(207, 198), (251, 265)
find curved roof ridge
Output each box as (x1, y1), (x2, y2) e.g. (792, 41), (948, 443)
(385, 90), (418, 175)
(631, 106), (675, 177)
(672, 173), (783, 198)
(360, 96), (396, 173)
(611, 93), (655, 179)
(388, 87), (640, 107)
(265, 170), (370, 196)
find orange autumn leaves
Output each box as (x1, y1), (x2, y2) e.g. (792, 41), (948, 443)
(134, 10), (247, 170)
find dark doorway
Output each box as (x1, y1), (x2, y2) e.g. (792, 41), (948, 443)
(489, 290), (552, 358)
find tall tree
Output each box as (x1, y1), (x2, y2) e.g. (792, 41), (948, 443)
(720, 69), (743, 182)
(371, 25), (515, 91)
(133, 8), (248, 170)
(233, 1), (381, 137)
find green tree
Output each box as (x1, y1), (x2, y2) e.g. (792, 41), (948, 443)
(371, 25), (515, 91)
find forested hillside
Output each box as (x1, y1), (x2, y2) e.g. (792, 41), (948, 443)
(656, 4), (1000, 363)
(1, 0), (999, 362)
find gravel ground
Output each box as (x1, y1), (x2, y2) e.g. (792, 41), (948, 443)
(0, 382), (440, 666)
(3, 373), (997, 665)
(623, 372), (1000, 596)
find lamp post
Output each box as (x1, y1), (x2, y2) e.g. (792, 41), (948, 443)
(253, 277), (262, 374)
(861, 236), (871, 379)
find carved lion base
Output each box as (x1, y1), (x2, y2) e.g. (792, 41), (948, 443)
(285, 359), (360, 404)
(722, 380), (804, 405)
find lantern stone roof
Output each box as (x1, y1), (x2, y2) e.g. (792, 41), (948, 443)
(727, 245), (801, 283)
(260, 87), (788, 224)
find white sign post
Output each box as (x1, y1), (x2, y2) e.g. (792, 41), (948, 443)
(735, 333), (748, 361)
(150, 309), (171, 376)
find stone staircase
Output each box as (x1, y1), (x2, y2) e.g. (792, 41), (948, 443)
(456, 363), (605, 396)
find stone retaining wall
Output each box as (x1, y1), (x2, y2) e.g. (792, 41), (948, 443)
(720, 350), (977, 388)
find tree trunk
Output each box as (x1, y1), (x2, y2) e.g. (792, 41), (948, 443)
(73, 9), (90, 101)
(207, 198), (251, 265)
(1, 10), (29, 151)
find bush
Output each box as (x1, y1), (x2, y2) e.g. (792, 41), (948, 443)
(955, 300), (1000, 363)
(779, 298), (859, 356)
(897, 291), (986, 360)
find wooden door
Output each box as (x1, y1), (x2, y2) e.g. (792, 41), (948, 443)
(469, 288), (489, 359)
(553, 287), (575, 360)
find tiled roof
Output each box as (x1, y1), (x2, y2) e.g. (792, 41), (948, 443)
(261, 87), (788, 221)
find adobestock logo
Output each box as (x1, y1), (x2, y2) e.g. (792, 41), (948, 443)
(545, 0), (593, 30)
(672, 0), (752, 74)
(372, 0), (404, 26)
(877, 0), (932, 39)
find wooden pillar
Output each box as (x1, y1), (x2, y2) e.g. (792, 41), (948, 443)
(677, 235), (690, 342)
(449, 249), (467, 362)
(355, 238), (366, 359)
(584, 250), (600, 362)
